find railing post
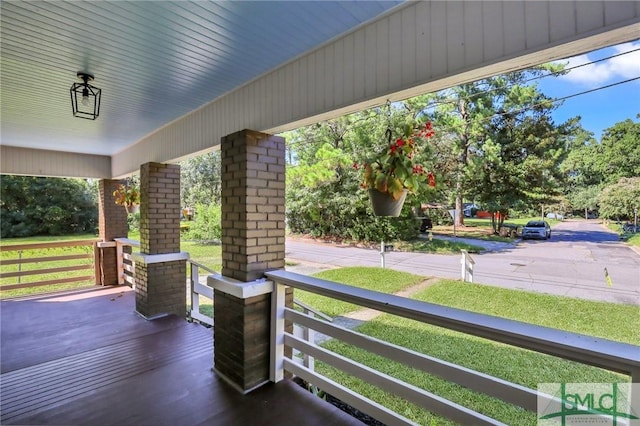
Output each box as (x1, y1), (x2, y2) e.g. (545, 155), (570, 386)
(190, 262), (199, 320)
(460, 250), (475, 283)
(270, 281), (285, 382)
(17, 250), (23, 284)
(116, 241), (124, 285)
(632, 368), (640, 422)
(303, 308), (315, 371)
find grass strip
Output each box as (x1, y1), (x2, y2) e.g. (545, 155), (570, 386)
(294, 267), (425, 317)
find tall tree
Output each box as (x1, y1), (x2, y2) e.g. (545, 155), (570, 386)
(419, 65), (568, 226)
(593, 117), (640, 185)
(180, 151), (222, 207)
(598, 177), (640, 221)
(0, 176), (97, 237)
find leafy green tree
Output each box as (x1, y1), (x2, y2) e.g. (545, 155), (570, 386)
(560, 117), (639, 218)
(180, 151), (222, 207)
(1, 176), (97, 237)
(422, 65), (570, 229)
(593, 118), (640, 185)
(568, 185), (601, 219)
(598, 177), (640, 221)
(183, 203), (222, 242)
(285, 108), (432, 242)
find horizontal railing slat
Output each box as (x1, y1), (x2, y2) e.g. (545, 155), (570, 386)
(284, 358), (418, 426)
(1, 254), (92, 265)
(191, 311), (213, 326)
(0, 264), (93, 279)
(0, 240), (97, 252)
(193, 282), (213, 300)
(189, 260), (216, 275)
(285, 333), (505, 426)
(285, 308), (538, 411)
(1, 275), (95, 290)
(266, 270), (640, 375)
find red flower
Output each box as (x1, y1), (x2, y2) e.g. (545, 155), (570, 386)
(353, 162), (360, 170)
(428, 172), (436, 187)
(395, 138), (404, 147)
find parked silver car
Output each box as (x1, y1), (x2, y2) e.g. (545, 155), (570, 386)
(521, 220), (551, 240)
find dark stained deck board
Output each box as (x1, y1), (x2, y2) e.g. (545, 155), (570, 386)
(0, 287), (363, 426)
(0, 287), (186, 373)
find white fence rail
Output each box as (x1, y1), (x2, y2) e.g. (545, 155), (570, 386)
(189, 260), (215, 326)
(266, 270), (640, 425)
(114, 238), (140, 287)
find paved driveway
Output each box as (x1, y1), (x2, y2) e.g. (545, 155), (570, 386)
(475, 220), (640, 305)
(285, 221), (640, 305)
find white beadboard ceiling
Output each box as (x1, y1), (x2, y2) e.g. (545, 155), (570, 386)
(0, 1), (402, 156)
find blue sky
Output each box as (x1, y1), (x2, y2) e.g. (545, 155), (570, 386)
(536, 39), (640, 140)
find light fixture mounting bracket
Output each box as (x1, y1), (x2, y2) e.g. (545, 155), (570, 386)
(77, 72), (94, 84)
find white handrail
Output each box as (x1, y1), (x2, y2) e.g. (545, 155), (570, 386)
(266, 269), (640, 425)
(114, 238), (140, 287)
(189, 261), (214, 326)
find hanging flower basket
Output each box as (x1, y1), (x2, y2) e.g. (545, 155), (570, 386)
(355, 121), (437, 216)
(368, 188), (408, 217)
(125, 203), (139, 215)
(113, 180), (140, 214)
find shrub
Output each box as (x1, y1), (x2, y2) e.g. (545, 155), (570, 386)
(287, 184), (419, 242)
(183, 204), (222, 242)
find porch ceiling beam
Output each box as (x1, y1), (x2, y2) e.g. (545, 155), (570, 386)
(0, 146), (111, 179)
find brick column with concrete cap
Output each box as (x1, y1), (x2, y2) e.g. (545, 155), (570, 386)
(133, 162), (188, 319)
(96, 179), (129, 285)
(211, 129), (289, 393)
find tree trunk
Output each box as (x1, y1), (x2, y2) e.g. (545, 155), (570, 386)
(455, 189), (464, 227)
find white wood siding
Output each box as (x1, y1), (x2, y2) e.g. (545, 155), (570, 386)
(1, 146), (111, 179)
(106, 0), (638, 177)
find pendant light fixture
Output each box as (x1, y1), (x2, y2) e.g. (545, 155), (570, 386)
(70, 72), (101, 120)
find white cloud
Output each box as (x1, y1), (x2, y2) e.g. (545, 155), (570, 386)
(558, 41), (640, 87)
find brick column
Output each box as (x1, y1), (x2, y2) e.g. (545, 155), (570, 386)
(133, 162), (188, 319)
(211, 129), (287, 393)
(96, 179), (128, 285)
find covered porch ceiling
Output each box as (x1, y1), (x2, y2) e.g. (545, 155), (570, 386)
(1, 1), (639, 179)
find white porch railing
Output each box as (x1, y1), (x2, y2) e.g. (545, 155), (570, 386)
(189, 260), (215, 326)
(266, 269), (640, 426)
(114, 238), (140, 287)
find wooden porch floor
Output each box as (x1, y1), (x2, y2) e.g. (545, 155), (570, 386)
(0, 286), (363, 425)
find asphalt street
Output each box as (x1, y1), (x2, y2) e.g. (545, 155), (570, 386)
(285, 221), (640, 305)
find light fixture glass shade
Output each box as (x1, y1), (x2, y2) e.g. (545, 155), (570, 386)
(70, 72), (101, 120)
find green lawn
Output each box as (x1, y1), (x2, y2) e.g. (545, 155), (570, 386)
(295, 267), (425, 317)
(604, 221), (640, 248)
(394, 238), (485, 254)
(304, 271), (638, 425)
(1, 233), (99, 298)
